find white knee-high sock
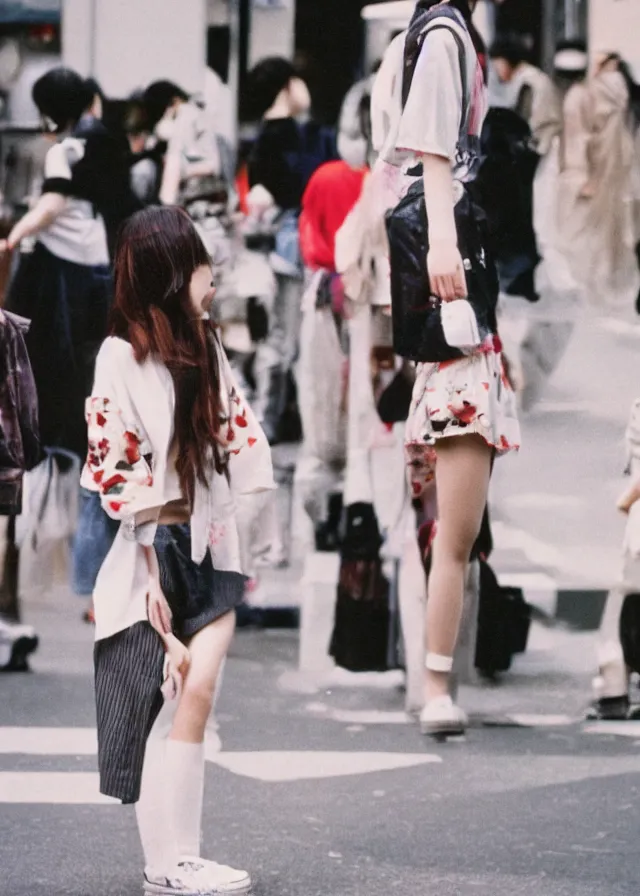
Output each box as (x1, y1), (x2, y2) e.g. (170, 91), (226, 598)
(135, 737), (179, 876)
(166, 739), (206, 858)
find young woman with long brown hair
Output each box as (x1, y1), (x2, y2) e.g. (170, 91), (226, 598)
(81, 206), (273, 895)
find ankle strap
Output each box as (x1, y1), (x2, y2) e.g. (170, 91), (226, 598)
(425, 653), (454, 673)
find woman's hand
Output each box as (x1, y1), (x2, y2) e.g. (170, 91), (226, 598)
(147, 576), (173, 635)
(0, 232), (17, 255)
(161, 633), (191, 701)
(427, 239), (467, 303)
(579, 180), (596, 199)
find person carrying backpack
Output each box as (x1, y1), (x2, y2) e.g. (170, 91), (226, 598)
(373, 0), (520, 738)
(246, 58), (338, 444)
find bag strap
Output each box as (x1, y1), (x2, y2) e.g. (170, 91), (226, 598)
(401, 6), (471, 139)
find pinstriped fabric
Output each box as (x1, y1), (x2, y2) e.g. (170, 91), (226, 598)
(93, 621), (164, 804)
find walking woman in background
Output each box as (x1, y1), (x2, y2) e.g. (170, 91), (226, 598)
(372, 0), (520, 737)
(82, 207), (273, 895)
(582, 51), (640, 310)
(0, 67), (111, 461)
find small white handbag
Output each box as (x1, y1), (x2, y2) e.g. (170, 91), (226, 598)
(441, 299), (481, 351)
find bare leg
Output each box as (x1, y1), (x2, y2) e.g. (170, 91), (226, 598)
(425, 434), (492, 702)
(166, 611), (236, 862)
(137, 611), (250, 889)
(170, 610), (236, 743)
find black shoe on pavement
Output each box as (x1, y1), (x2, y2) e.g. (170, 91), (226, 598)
(0, 617), (39, 672)
(585, 695), (630, 721)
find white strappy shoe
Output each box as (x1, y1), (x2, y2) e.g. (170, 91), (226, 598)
(419, 695), (468, 738)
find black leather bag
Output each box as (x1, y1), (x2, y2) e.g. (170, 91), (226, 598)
(386, 185), (499, 362)
(385, 3), (499, 363)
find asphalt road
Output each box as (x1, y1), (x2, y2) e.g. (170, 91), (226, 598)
(2, 589), (640, 896)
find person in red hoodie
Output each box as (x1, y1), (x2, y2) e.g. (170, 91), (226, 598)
(295, 156), (366, 547)
(299, 159), (367, 272)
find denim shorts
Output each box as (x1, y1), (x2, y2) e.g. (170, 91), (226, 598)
(72, 489), (119, 596)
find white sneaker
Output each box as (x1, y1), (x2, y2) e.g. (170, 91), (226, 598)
(179, 857), (252, 894)
(419, 695), (468, 738)
(143, 864), (214, 896)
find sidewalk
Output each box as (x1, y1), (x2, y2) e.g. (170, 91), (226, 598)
(489, 310), (638, 631)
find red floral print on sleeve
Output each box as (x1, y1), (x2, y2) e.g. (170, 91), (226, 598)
(80, 397), (154, 520)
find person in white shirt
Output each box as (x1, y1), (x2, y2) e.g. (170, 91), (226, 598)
(83, 206), (273, 896)
(0, 67), (111, 460)
(371, 0), (520, 737)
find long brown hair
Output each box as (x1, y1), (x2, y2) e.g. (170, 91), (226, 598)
(111, 206), (225, 505)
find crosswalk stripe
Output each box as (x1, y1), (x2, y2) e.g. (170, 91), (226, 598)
(0, 728), (443, 801)
(0, 772), (117, 804)
(211, 751), (441, 782)
(583, 721), (640, 739)
(0, 727), (97, 755)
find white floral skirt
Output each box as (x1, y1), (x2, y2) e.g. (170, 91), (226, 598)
(405, 335), (521, 499)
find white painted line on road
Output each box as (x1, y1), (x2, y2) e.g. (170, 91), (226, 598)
(492, 521), (566, 571)
(0, 726), (224, 756)
(507, 714), (576, 727)
(492, 520), (606, 584)
(597, 317), (640, 339)
(211, 751), (441, 782)
(0, 727), (97, 755)
(0, 772), (118, 804)
(583, 721), (640, 739)
(304, 704), (411, 726)
(327, 709), (411, 726)
(0, 727), (442, 796)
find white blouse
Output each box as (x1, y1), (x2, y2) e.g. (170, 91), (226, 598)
(38, 138), (109, 267)
(80, 334), (275, 641)
(370, 7), (486, 212)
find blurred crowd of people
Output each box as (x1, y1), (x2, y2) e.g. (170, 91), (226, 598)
(4, 2), (640, 890)
(1, 10), (640, 734)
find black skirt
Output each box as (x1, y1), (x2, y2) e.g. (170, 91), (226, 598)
(154, 523), (247, 638)
(7, 242), (112, 458)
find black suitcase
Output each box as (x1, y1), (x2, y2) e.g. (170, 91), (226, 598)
(475, 560), (532, 676)
(620, 593), (640, 675)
